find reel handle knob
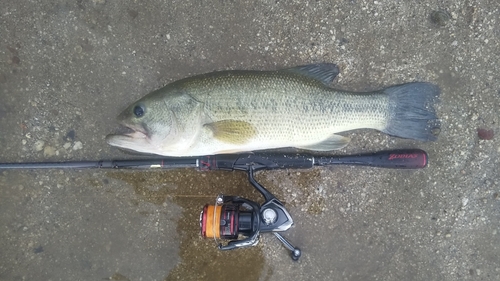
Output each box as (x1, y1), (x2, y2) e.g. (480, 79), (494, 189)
(291, 248), (301, 261)
(274, 232), (301, 261)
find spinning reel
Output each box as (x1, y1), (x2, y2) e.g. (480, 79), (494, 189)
(200, 169), (301, 261)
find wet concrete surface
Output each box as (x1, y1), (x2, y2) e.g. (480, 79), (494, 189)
(1, 0), (499, 280)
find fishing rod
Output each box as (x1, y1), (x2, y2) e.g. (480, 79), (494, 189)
(0, 149), (427, 171)
(0, 149), (428, 261)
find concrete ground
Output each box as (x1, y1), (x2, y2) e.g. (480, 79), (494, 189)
(1, 0), (499, 280)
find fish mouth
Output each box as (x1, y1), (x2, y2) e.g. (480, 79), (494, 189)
(122, 125), (148, 139)
(105, 124), (153, 153)
(109, 123), (148, 139)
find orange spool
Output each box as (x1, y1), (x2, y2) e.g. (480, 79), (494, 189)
(201, 205), (221, 238)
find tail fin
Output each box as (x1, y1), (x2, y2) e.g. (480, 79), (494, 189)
(382, 82), (440, 141)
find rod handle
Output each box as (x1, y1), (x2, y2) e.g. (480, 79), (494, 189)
(316, 149), (428, 169)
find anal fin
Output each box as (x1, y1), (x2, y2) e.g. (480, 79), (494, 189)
(296, 134), (350, 151)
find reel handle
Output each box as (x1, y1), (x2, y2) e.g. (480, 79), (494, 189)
(274, 233), (301, 261)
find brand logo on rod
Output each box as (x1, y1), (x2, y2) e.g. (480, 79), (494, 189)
(388, 153), (418, 160)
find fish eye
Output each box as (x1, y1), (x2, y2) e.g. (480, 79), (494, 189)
(133, 105), (145, 117)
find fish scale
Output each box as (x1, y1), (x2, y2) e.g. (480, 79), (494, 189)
(188, 72), (389, 141)
(106, 63), (439, 156)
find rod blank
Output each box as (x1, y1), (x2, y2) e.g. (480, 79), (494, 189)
(0, 149), (428, 171)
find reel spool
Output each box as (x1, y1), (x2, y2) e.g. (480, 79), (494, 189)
(200, 195), (261, 251)
(200, 203), (253, 240)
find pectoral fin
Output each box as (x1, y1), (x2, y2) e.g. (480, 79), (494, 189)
(205, 120), (256, 144)
(296, 134), (350, 151)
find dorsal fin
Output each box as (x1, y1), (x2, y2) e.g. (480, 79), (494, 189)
(282, 63), (339, 86)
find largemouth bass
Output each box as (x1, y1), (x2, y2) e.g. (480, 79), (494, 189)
(106, 63), (440, 156)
